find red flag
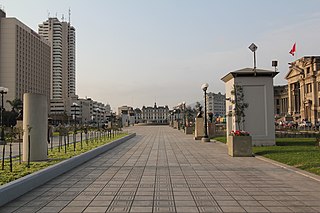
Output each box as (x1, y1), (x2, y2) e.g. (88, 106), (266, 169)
(289, 43), (296, 56)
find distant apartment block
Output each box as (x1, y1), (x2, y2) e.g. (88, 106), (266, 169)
(274, 85), (288, 116)
(206, 92), (226, 117)
(118, 105), (135, 126)
(0, 9), (51, 108)
(51, 96), (111, 125)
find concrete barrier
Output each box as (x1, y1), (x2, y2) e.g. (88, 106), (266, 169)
(0, 133), (136, 207)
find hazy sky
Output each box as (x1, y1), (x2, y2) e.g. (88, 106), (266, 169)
(1, 0), (320, 110)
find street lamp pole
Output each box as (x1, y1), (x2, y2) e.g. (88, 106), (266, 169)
(182, 101), (186, 130)
(96, 108), (100, 130)
(201, 83), (210, 142)
(0, 87), (8, 145)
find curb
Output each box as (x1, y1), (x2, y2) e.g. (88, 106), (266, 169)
(0, 133), (136, 207)
(215, 140), (320, 182)
(255, 155), (320, 182)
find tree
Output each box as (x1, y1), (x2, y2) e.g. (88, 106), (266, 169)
(194, 102), (203, 118)
(228, 84), (249, 130)
(3, 110), (18, 127)
(6, 99), (23, 113)
(185, 106), (195, 126)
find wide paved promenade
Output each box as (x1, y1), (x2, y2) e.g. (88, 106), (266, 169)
(1, 126), (320, 213)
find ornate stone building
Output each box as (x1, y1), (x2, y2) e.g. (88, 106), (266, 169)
(141, 103), (169, 124)
(274, 85), (288, 116)
(285, 56), (320, 124)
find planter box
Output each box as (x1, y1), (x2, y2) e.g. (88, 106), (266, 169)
(185, 126), (193, 134)
(228, 135), (252, 157)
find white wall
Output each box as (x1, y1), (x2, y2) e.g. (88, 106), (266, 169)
(225, 76), (275, 146)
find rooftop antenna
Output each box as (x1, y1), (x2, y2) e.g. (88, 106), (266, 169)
(55, 12), (57, 18)
(61, 14), (65, 21)
(248, 43), (258, 75)
(68, 7), (71, 24)
(47, 10), (50, 18)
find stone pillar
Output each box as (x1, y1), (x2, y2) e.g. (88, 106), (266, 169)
(23, 93), (48, 161)
(194, 117), (204, 140)
(208, 122), (216, 138)
(288, 84), (293, 115)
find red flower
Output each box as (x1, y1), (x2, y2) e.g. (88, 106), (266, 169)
(230, 130), (250, 136)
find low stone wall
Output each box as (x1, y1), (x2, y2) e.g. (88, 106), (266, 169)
(0, 133), (136, 207)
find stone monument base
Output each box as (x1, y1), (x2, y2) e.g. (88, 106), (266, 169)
(194, 117), (204, 140)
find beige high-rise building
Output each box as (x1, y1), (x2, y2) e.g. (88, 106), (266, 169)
(0, 10), (51, 108)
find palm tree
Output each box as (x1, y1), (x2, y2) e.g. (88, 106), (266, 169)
(6, 99), (23, 113)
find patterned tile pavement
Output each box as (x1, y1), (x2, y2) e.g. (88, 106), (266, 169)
(1, 126), (320, 213)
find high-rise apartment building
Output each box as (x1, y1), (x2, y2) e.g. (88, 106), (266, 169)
(206, 92), (226, 117)
(0, 10), (51, 108)
(38, 17), (76, 100)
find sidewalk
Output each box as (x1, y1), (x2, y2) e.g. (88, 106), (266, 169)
(1, 126), (320, 213)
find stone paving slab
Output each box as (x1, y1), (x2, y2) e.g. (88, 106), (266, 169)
(1, 126), (320, 213)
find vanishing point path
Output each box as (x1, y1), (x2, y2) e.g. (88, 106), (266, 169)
(1, 126), (320, 213)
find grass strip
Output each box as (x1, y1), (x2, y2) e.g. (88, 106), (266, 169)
(0, 133), (127, 185)
(213, 136), (320, 175)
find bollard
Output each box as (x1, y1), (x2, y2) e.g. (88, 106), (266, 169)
(2, 144), (5, 170)
(27, 134), (30, 168)
(18, 133), (21, 164)
(9, 143), (12, 172)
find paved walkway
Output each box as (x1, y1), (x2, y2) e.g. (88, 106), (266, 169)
(1, 126), (320, 213)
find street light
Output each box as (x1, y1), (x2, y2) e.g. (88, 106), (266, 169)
(96, 108), (100, 130)
(182, 101), (186, 130)
(0, 87), (8, 145)
(248, 43), (258, 75)
(201, 83), (210, 142)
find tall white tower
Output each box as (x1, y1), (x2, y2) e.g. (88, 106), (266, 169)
(38, 17), (76, 100)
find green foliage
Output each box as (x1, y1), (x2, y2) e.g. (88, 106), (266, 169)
(213, 136), (227, 143)
(213, 136), (320, 175)
(253, 137), (320, 175)
(185, 106), (196, 126)
(2, 110), (18, 127)
(6, 98), (23, 113)
(228, 84), (249, 130)
(0, 133), (127, 185)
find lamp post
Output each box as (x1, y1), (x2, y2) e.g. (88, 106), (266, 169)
(72, 102), (78, 151)
(0, 87), (8, 145)
(182, 101), (186, 130)
(248, 43), (258, 74)
(173, 109), (176, 128)
(96, 108), (100, 130)
(201, 83), (210, 142)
